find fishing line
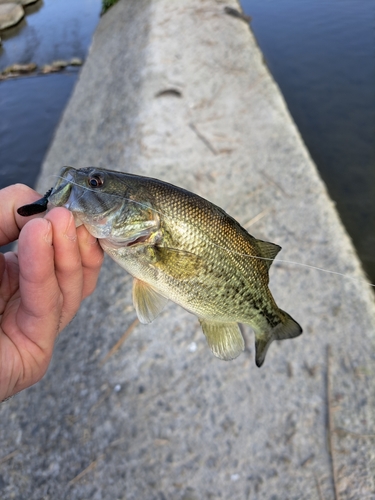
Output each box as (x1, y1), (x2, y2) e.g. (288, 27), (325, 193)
(52, 175), (169, 219)
(48, 175), (375, 288)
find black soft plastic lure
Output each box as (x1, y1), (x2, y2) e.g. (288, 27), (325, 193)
(17, 188), (53, 217)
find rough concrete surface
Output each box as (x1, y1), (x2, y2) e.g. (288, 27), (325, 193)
(1, 1), (375, 499)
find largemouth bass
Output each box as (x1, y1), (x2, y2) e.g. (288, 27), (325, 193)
(18, 166), (302, 366)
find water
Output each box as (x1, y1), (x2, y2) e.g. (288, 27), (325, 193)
(0, 0), (102, 70)
(241, 0), (375, 282)
(0, 0), (374, 283)
(0, 0), (102, 251)
(0, 73), (78, 189)
(0, 0), (102, 189)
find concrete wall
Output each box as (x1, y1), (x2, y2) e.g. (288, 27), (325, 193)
(1, 1), (374, 499)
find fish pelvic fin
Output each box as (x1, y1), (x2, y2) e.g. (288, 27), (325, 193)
(199, 319), (245, 361)
(255, 310), (302, 367)
(133, 278), (168, 324)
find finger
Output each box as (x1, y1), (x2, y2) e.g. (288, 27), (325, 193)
(44, 208), (85, 330)
(0, 184), (45, 246)
(0, 252), (20, 315)
(76, 225), (104, 299)
(1, 217), (59, 395)
(15, 217), (61, 353)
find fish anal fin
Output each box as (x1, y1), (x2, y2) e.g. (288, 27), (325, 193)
(199, 319), (244, 361)
(255, 310), (302, 367)
(133, 278), (168, 324)
(256, 240), (281, 270)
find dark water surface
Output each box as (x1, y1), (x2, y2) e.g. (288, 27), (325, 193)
(0, 0), (102, 188)
(0, 0), (102, 251)
(0, 73), (78, 189)
(241, 0), (375, 282)
(0, 0), (374, 284)
(0, 0), (101, 71)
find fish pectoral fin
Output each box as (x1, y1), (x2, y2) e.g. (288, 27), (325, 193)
(133, 278), (168, 324)
(199, 319), (244, 361)
(152, 247), (203, 280)
(255, 310), (302, 367)
(256, 240), (281, 269)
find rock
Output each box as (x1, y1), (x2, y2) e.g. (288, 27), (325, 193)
(2, 62), (37, 74)
(0, 3), (24, 30)
(0, 0), (22, 4)
(51, 60), (68, 69)
(69, 57), (83, 66)
(18, 62), (37, 73)
(40, 64), (60, 74)
(0, 0), (40, 6)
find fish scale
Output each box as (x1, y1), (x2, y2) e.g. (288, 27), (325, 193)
(18, 166), (303, 366)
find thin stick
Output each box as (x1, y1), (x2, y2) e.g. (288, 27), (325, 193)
(327, 345), (340, 500)
(335, 427), (375, 439)
(66, 437), (128, 487)
(314, 473), (325, 500)
(0, 450), (18, 465)
(67, 456), (102, 486)
(261, 171), (290, 197)
(189, 122), (218, 155)
(99, 318), (139, 366)
(243, 208), (270, 229)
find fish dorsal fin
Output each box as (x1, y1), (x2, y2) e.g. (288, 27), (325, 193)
(199, 320), (244, 360)
(256, 240), (281, 270)
(133, 278), (168, 324)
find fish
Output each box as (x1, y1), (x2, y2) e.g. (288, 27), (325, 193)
(18, 166), (302, 366)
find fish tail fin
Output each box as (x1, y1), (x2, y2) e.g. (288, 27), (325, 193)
(255, 310), (302, 367)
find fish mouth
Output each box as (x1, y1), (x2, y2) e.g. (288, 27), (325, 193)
(16, 166), (75, 217)
(48, 166), (75, 208)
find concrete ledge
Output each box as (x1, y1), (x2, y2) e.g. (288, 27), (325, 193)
(1, 1), (374, 498)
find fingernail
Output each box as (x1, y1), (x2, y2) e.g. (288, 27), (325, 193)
(44, 220), (52, 244)
(64, 213), (77, 241)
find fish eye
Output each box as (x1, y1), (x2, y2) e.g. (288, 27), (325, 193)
(88, 174), (104, 188)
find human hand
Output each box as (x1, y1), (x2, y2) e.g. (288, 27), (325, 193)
(0, 184), (104, 401)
